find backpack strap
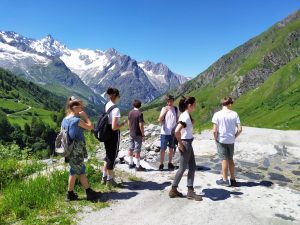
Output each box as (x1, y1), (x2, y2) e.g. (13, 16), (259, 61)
(106, 105), (117, 114)
(174, 106), (178, 122)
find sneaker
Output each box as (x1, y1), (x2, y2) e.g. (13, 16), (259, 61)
(159, 164), (164, 171)
(187, 188), (203, 201)
(86, 188), (101, 202)
(229, 179), (238, 187)
(169, 187), (183, 198)
(101, 176), (107, 185)
(135, 165), (146, 172)
(216, 179), (230, 186)
(65, 191), (78, 202)
(168, 163), (175, 170)
(129, 163), (136, 169)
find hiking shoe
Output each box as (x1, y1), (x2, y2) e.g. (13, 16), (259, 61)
(169, 187), (183, 198)
(135, 165), (146, 172)
(129, 163), (136, 169)
(86, 188), (101, 202)
(168, 163), (175, 170)
(229, 179), (238, 187)
(187, 188), (203, 201)
(101, 176), (107, 185)
(66, 191), (78, 202)
(159, 164), (164, 171)
(216, 179), (230, 186)
(106, 178), (121, 189)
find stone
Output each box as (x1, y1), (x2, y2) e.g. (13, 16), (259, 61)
(268, 172), (292, 183)
(122, 131), (130, 136)
(257, 166), (268, 171)
(118, 150), (127, 159)
(146, 124), (156, 131)
(288, 161), (300, 165)
(262, 158), (270, 168)
(151, 140), (161, 149)
(144, 144), (151, 151)
(238, 160), (259, 168)
(144, 131), (151, 137)
(292, 170), (300, 176)
(243, 171), (264, 180)
(148, 151), (158, 156)
(151, 131), (159, 137)
(274, 166), (282, 171)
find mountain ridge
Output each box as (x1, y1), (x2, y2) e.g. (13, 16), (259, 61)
(0, 30), (189, 109)
(143, 9), (300, 130)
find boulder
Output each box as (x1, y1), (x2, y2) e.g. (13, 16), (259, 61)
(146, 124), (156, 131)
(144, 131), (151, 137)
(151, 131), (159, 137)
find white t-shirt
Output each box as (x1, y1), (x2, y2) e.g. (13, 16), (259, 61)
(105, 101), (121, 124)
(160, 106), (177, 135)
(212, 109), (241, 144)
(178, 111), (193, 139)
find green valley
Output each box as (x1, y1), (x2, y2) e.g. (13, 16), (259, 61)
(142, 9), (300, 131)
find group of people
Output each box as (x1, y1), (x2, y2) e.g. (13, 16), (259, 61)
(61, 87), (242, 202)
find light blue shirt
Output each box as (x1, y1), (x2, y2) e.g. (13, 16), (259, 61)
(62, 116), (84, 141)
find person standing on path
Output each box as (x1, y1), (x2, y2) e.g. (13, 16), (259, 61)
(101, 87), (127, 189)
(158, 95), (178, 171)
(62, 96), (100, 202)
(169, 96), (202, 201)
(212, 97), (242, 187)
(127, 99), (146, 171)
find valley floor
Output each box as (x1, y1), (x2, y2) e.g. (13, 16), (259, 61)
(78, 127), (300, 225)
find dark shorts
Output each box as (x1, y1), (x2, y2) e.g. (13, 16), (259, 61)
(160, 134), (175, 150)
(216, 141), (235, 160)
(70, 164), (86, 176)
(129, 135), (142, 153)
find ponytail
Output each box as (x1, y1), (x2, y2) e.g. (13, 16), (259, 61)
(178, 96), (196, 123)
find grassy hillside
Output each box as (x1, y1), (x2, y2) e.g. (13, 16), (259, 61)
(234, 56), (300, 129)
(0, 67), (64, 128)
(142, 10), (300, 131)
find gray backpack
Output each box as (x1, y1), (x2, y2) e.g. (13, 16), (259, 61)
(55, 119), (74, 157)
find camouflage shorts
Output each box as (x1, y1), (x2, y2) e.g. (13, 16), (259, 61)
(68, 140), (87, 175)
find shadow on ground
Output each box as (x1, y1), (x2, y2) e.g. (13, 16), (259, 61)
(100, 180), (171, 202)
(123, 181), (172, 191)
(236, 180), (273, 187)
(100, 191), (139, 202)
(201, 188), (243, 201)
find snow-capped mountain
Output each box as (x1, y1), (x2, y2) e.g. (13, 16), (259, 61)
(0, 31), (105, 109)
(138, 60), (190, 93)
(0, 31), (189, 108)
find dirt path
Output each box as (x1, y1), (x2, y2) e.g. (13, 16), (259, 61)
(78, 127), (300, 225)
(6, 100), (32, 117)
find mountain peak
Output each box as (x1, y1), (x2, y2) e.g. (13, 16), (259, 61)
(30, 34), (67, 57)
(44, 34), (54, 42)
(105, 48), (119, 55)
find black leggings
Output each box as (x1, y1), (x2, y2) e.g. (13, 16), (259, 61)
(104, 127), (120, 170)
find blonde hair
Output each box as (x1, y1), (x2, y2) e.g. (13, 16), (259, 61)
(65, 96), (83, 115)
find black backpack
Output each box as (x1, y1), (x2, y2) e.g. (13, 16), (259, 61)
(94, 105), (117, 142)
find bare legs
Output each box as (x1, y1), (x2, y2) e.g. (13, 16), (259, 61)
(68, 174), (90, 191)
(221, 159), (235, 180)
(160, 148), (173, 165)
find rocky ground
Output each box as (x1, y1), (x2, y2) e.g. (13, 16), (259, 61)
(78, 125), (300, 225)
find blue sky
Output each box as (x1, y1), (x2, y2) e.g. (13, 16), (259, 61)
(0, 0), (299, 77)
